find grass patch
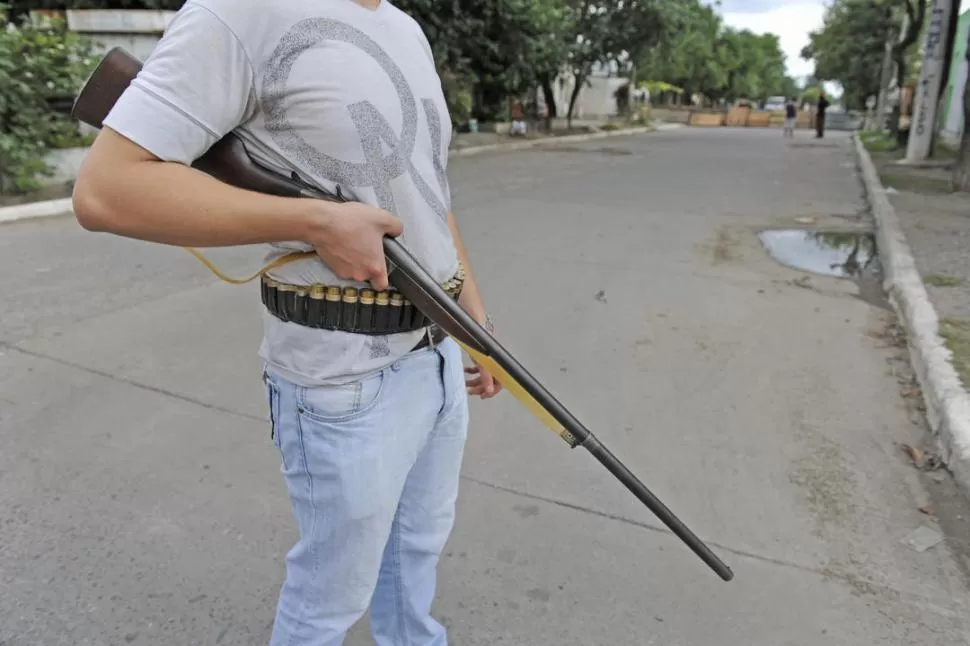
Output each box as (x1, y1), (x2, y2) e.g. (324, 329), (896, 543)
(933, 142), (958, 160)
(860, 130), (899, 153)
(924, 273), (964, 287)
(879, 172), (954, 195)
(940, 318), (970, 389)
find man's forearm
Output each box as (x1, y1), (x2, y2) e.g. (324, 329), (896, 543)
(447, 210), (488, 324)
(73, 128), (321, 247)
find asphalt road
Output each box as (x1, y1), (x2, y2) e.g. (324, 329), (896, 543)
(2, 128), (969, 646)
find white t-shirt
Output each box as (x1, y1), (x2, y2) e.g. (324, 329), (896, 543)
(104, 0), (459, 386)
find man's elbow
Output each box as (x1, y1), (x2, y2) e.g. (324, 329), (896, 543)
(72, 175), (113, 232)
(72, 128), (152, 233)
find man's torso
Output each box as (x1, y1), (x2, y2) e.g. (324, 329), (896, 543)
(195, 0), (459, 385)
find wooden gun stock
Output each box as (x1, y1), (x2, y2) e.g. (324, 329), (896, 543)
(71, 47), (735, 583)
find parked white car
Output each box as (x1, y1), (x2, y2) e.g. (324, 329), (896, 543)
(763, 96), (787, 112)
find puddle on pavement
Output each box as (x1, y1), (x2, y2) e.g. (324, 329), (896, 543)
(759, 229), (876, 278)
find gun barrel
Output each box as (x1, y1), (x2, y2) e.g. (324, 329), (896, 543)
(382, 237), (734, 582)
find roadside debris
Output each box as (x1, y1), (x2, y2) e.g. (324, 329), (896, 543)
(900, 443), (945, 471)
(900, 525), (944, 553)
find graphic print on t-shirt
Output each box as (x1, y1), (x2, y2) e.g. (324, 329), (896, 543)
(258, 18), (452, 361)
(260, 18), (450, 221)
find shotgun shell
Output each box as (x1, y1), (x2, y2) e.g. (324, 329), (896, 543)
(358, 289), (375, 333)
(375, 291), (390, 333)
(341, 287), (359, 331)
(307, 285), (325, 328)
(324, 286), (341, 329)
(389, 292), (404, 329)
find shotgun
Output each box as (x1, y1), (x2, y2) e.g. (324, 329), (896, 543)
(72, 47), (734, 582)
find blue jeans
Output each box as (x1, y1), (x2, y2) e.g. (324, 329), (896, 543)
(262, 337), (469, 646)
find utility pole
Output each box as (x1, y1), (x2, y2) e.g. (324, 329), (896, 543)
(905, 0), (955, 162)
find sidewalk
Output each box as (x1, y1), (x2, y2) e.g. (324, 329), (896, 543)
(858, 132), (970, 490)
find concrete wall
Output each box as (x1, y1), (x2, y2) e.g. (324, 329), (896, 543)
(66, 9), (174, 60)
(539, 73), (628, 121)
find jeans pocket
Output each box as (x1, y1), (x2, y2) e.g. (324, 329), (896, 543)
(297, 369), (388, 424)
(264, 374), (286, 467)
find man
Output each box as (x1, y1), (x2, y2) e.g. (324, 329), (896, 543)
(783, 97), (797, 138)
(816, 91), (830, 139)
(72, 0), (501, 644)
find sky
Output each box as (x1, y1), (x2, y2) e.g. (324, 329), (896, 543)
(714, 0), (970, 83)
(713, 0), (827, 81)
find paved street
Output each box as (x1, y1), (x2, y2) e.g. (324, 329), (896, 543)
(2, 127), (969, 645)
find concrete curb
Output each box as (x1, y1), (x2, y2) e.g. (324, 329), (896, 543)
(853, 133), (970, 493)
(0, 197), (74, 225)
(449, 124), (658, 158)
(0, 124), (675, 226)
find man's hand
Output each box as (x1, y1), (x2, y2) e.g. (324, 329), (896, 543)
(464, 315), (502, 399)
(465, 361), (503, 399)
(307, 203), (403, 291)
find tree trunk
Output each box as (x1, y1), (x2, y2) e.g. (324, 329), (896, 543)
(539, 72), (557, 132)
(567, 71), (586, 130)
(953, 43), (970, 192)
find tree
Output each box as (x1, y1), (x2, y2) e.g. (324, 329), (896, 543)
(800, 0), (901, 110)
(635, 0), (792, 106)
(396, 0), (573, 122)
(560, 0), (668, 126)
(636, 0), (725, 103)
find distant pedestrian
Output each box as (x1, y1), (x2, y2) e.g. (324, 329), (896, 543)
(816, 91), (830, 139)
(784, 98), (797, 138)
(510, 98), (527, 136)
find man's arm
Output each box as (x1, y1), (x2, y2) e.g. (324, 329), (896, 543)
(71, 3), (401, 291)
(74, 129), (402, 291)
(446, 210), (502, 398)
(75, 127), (326, 247)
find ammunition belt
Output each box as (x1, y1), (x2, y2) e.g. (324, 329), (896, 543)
(261, 267), (464, 335)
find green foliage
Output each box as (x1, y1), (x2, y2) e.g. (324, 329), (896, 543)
(639, 80), (684, 96)
(559, 0), (669, 121)
(439, 68), (475, 126)
(800, 0), (898, 110)
(0, 10), (99, 193)
(800, 0), (933, 111)
(859, 129), (900, 152)
(395, 0), (570, 120)
(635, 0), (793, 105)
(801, 86), (822, 105)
